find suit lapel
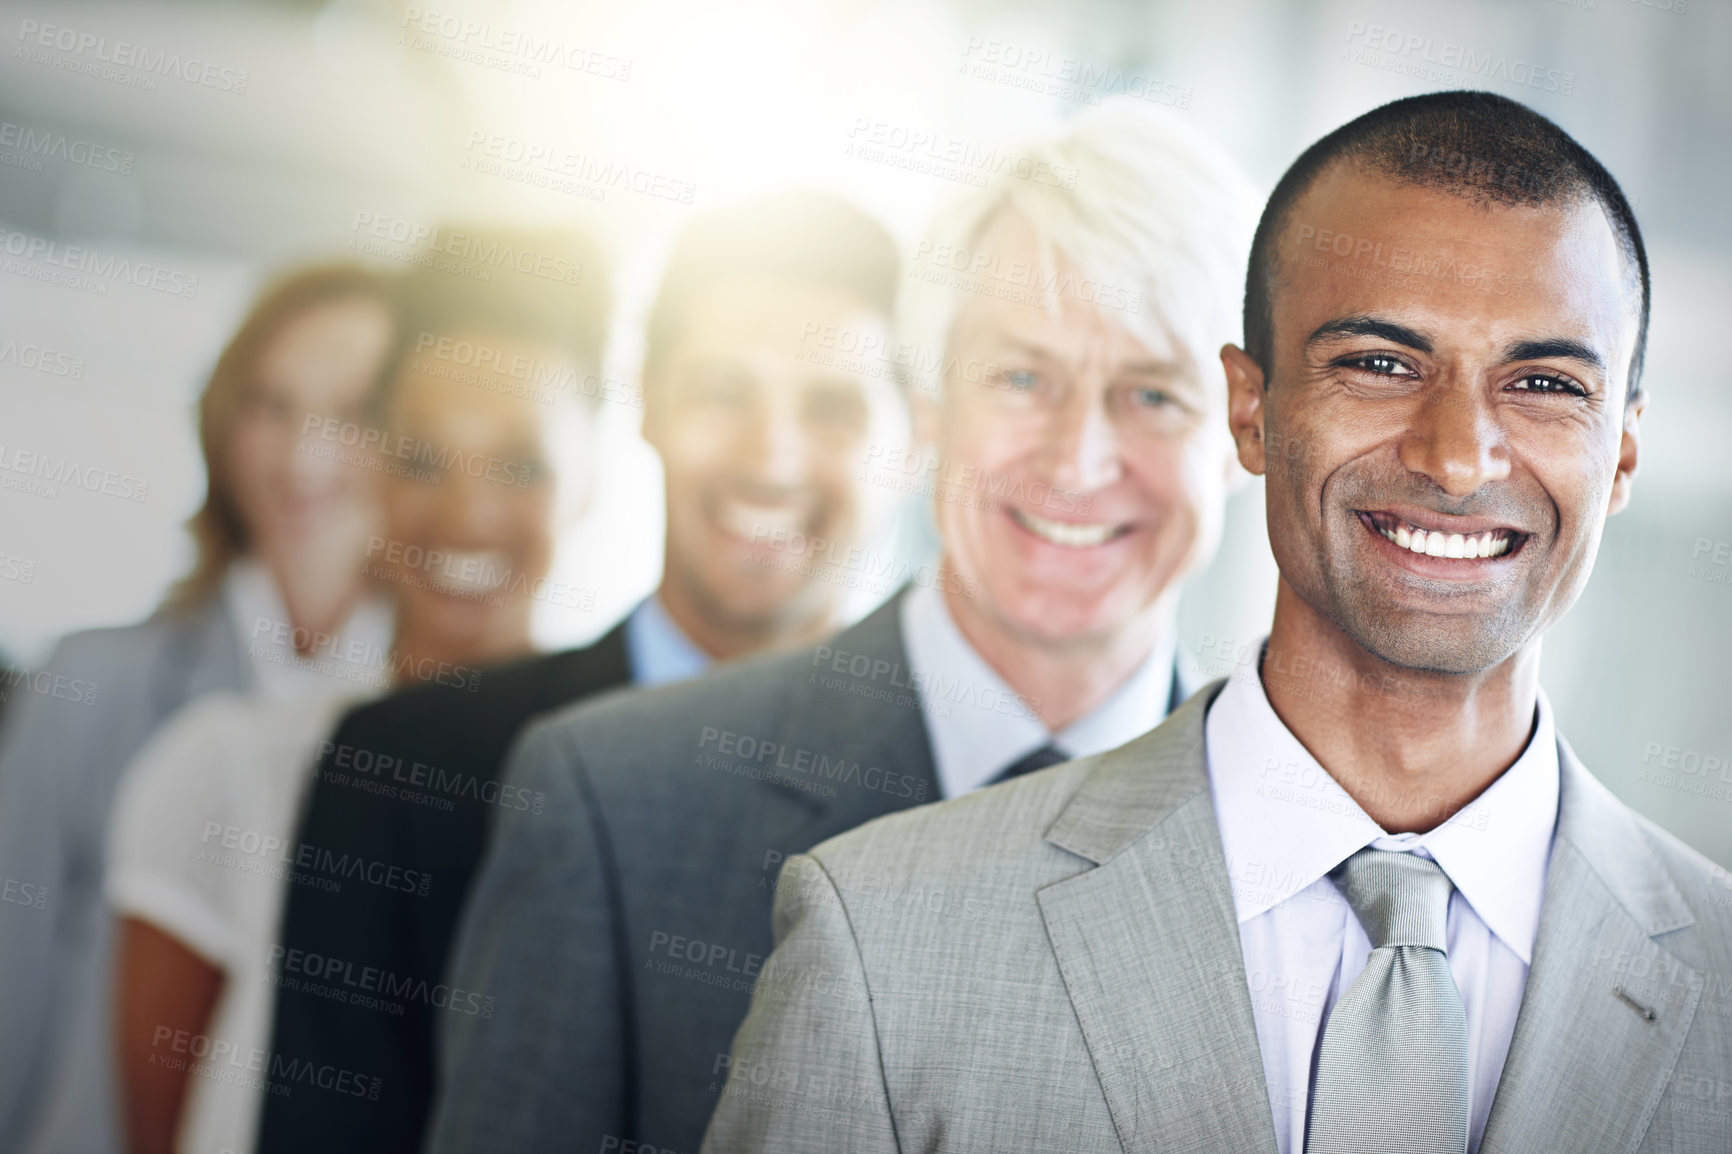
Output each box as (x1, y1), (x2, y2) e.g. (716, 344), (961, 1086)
(151, 597), (250, 716)
(760, 589), (939, 830)
(1479, 740), (1701, 1153)
(1037, 685), (1278, 1154)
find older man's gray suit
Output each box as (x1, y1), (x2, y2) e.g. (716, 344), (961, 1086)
(429, 594), (944, 1154)
(705, 683), (1732, 1153)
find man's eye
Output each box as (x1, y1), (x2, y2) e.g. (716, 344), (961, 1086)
(1131, 387), (1174, 408)
(1509, 373), (1587, 397)
(1343, 354), (1413, 377)
(997, 369), (1040, 391)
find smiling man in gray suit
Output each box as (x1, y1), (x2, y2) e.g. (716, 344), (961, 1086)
(427, 101), (1259, 1154)
(707, 91), (1732, 1154)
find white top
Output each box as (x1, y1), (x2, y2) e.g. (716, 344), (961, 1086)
(106, 687), (372, 1154)
(224, 559), (396, 699)
(1203, 648), (1559, 1154)
(899, 582), (1178, 798)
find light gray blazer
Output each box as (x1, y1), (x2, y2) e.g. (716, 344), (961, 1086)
(705, 684), (1732, 1153)
(0, 599), (251, 1153)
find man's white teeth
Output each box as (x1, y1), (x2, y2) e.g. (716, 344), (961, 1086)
(1012, 508), (1123, 548)
(1381, 522), (1511, 559)
(719, 500), (804, 541)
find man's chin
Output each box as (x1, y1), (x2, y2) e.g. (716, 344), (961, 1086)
(977, 585), (1146, 650)
(1336, 608), (1527, 677)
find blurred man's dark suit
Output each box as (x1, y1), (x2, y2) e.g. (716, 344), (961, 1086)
(257, 625), (631, 1154)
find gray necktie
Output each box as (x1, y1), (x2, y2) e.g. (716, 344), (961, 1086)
(1306, 848), (1470, 1154)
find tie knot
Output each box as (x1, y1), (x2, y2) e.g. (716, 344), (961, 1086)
(1330, 848), (1453, 951)
(990, 742), (1069, 786)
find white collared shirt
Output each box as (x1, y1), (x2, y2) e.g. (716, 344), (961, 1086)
(1204, 648), (1559, 1154)
(222, 559), (395, 699)
(899, 582), (1179, 798)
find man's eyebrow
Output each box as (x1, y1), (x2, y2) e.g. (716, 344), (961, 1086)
(1306, 315), (1433, 354)
(1504, 337), (1605, 371)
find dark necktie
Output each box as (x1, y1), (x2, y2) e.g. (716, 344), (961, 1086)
(989, 742), (1068, 786)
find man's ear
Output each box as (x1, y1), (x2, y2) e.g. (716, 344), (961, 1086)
(1607, 388), (1646, 515)
(1221, 343), (1268, 477)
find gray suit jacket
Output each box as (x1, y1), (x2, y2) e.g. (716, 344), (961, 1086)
(705, 683), (1732, 1153)
(429, 594), (942, 1154)
(0, 599), (250, 1153)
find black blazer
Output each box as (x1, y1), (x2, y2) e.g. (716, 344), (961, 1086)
(257, 623), (632, 1154)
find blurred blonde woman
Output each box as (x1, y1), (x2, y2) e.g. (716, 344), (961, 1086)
(104, 230), (611, 1154)
(0, 266), (398, 1154)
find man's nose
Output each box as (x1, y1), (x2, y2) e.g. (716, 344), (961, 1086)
(435, 467), (507, 536)
(740, 393), (810, 487)
(1040, 391), (1121, 495)
(1399, 383), (1511, 498)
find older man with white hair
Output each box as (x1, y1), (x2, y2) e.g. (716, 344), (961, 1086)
(426, 99), (1259, 1154)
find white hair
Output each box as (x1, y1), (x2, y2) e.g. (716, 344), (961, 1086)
(897, 97), (1260, 397)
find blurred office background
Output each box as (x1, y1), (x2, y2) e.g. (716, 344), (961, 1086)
(0, 0), (1726, 865)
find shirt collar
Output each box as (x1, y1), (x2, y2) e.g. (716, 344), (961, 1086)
(1204, 643), (1559, 964)
(624, 595), (713, 687)
(223, 559), (395, 700)
(900, 582), (1177, 799)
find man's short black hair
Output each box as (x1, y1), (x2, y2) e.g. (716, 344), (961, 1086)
(642, 191), (898, 381)
(1243, 89), (1650, 399)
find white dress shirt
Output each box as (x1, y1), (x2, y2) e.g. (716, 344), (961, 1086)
(1203, 648), (1559, 1154)
(224, 559), (395, 699)
(899, 582), (1179, 798)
